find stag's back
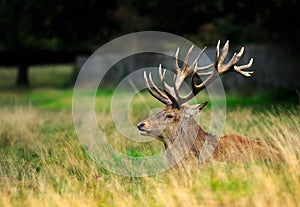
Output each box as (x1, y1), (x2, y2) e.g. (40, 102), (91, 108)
(212, 134), (282, 163)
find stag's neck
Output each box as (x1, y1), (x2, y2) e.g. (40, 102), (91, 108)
(161, 117), (219, 163)
(161, 118), (212, 149)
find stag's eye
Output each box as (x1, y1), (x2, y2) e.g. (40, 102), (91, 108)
(166, 114), (173, 119)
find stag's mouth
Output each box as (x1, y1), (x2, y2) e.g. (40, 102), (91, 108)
(138, 128), (151, 135)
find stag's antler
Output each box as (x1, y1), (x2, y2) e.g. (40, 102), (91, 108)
(144, 40), (254, 107)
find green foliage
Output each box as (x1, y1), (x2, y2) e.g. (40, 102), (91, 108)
(0, 0), (298, 54)
(0, 0), (118, 52)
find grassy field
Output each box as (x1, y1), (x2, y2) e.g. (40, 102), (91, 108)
(0, 66), (299, 207)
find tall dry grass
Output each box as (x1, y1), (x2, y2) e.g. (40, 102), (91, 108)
(0, 103), (299, 207)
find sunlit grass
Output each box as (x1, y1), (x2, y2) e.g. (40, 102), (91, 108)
(0, 67), (299, 206)
(0, 96), (299, 206)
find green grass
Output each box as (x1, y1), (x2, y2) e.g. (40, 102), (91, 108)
(0, 66), (299, 206)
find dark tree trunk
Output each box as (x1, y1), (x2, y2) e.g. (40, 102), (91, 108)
(16, 63), (29, 86)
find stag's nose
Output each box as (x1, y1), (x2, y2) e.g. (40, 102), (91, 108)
(137, 122), (145, 130)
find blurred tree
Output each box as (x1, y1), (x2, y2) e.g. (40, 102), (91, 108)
(0, 0), (118, 86)
(123, 0), (298, 47)
(0, 0), (298, 86)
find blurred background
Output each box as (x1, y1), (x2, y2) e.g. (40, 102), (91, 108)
(0, 0), (299, 102)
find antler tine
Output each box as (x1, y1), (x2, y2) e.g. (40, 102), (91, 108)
(158, 64), (178, 104)
(159, 65), (174, 95)
(148, 72), (169, 100)
(234, 58), (254, 77)
(192, 71), (216, 96)
(191, 46), (207, 67)
(191, 46), (214, 72)
(174, 85), (195, 105)
(174, 45), (198, 90)
(176, 45), (208, 73)
(196, 71), (214, 76)
(227, 47), (244, 67)
(174, 47), (180, 73)
(219, 40), (229, 66)
(144, 71), (170, 105)
(158, 65), (165, 80)
(195, 62), (214, 72)
(183, 45), (195, 69)
(215, 40), (221, 64)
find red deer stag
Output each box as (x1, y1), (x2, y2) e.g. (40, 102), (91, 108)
(137, 41), (281, 164)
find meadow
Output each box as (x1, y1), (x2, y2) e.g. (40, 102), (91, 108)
(0, 66), (299, 207)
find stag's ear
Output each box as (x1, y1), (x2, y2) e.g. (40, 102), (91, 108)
(185, 101), (208, 117)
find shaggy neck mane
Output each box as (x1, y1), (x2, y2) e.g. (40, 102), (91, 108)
(161, 116), (218, 161)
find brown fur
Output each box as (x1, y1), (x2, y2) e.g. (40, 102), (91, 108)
(138, 105), (282, 164)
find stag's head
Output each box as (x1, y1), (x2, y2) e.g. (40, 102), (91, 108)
(137, 102), (208, 140)
(137, 41), (254, 143)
